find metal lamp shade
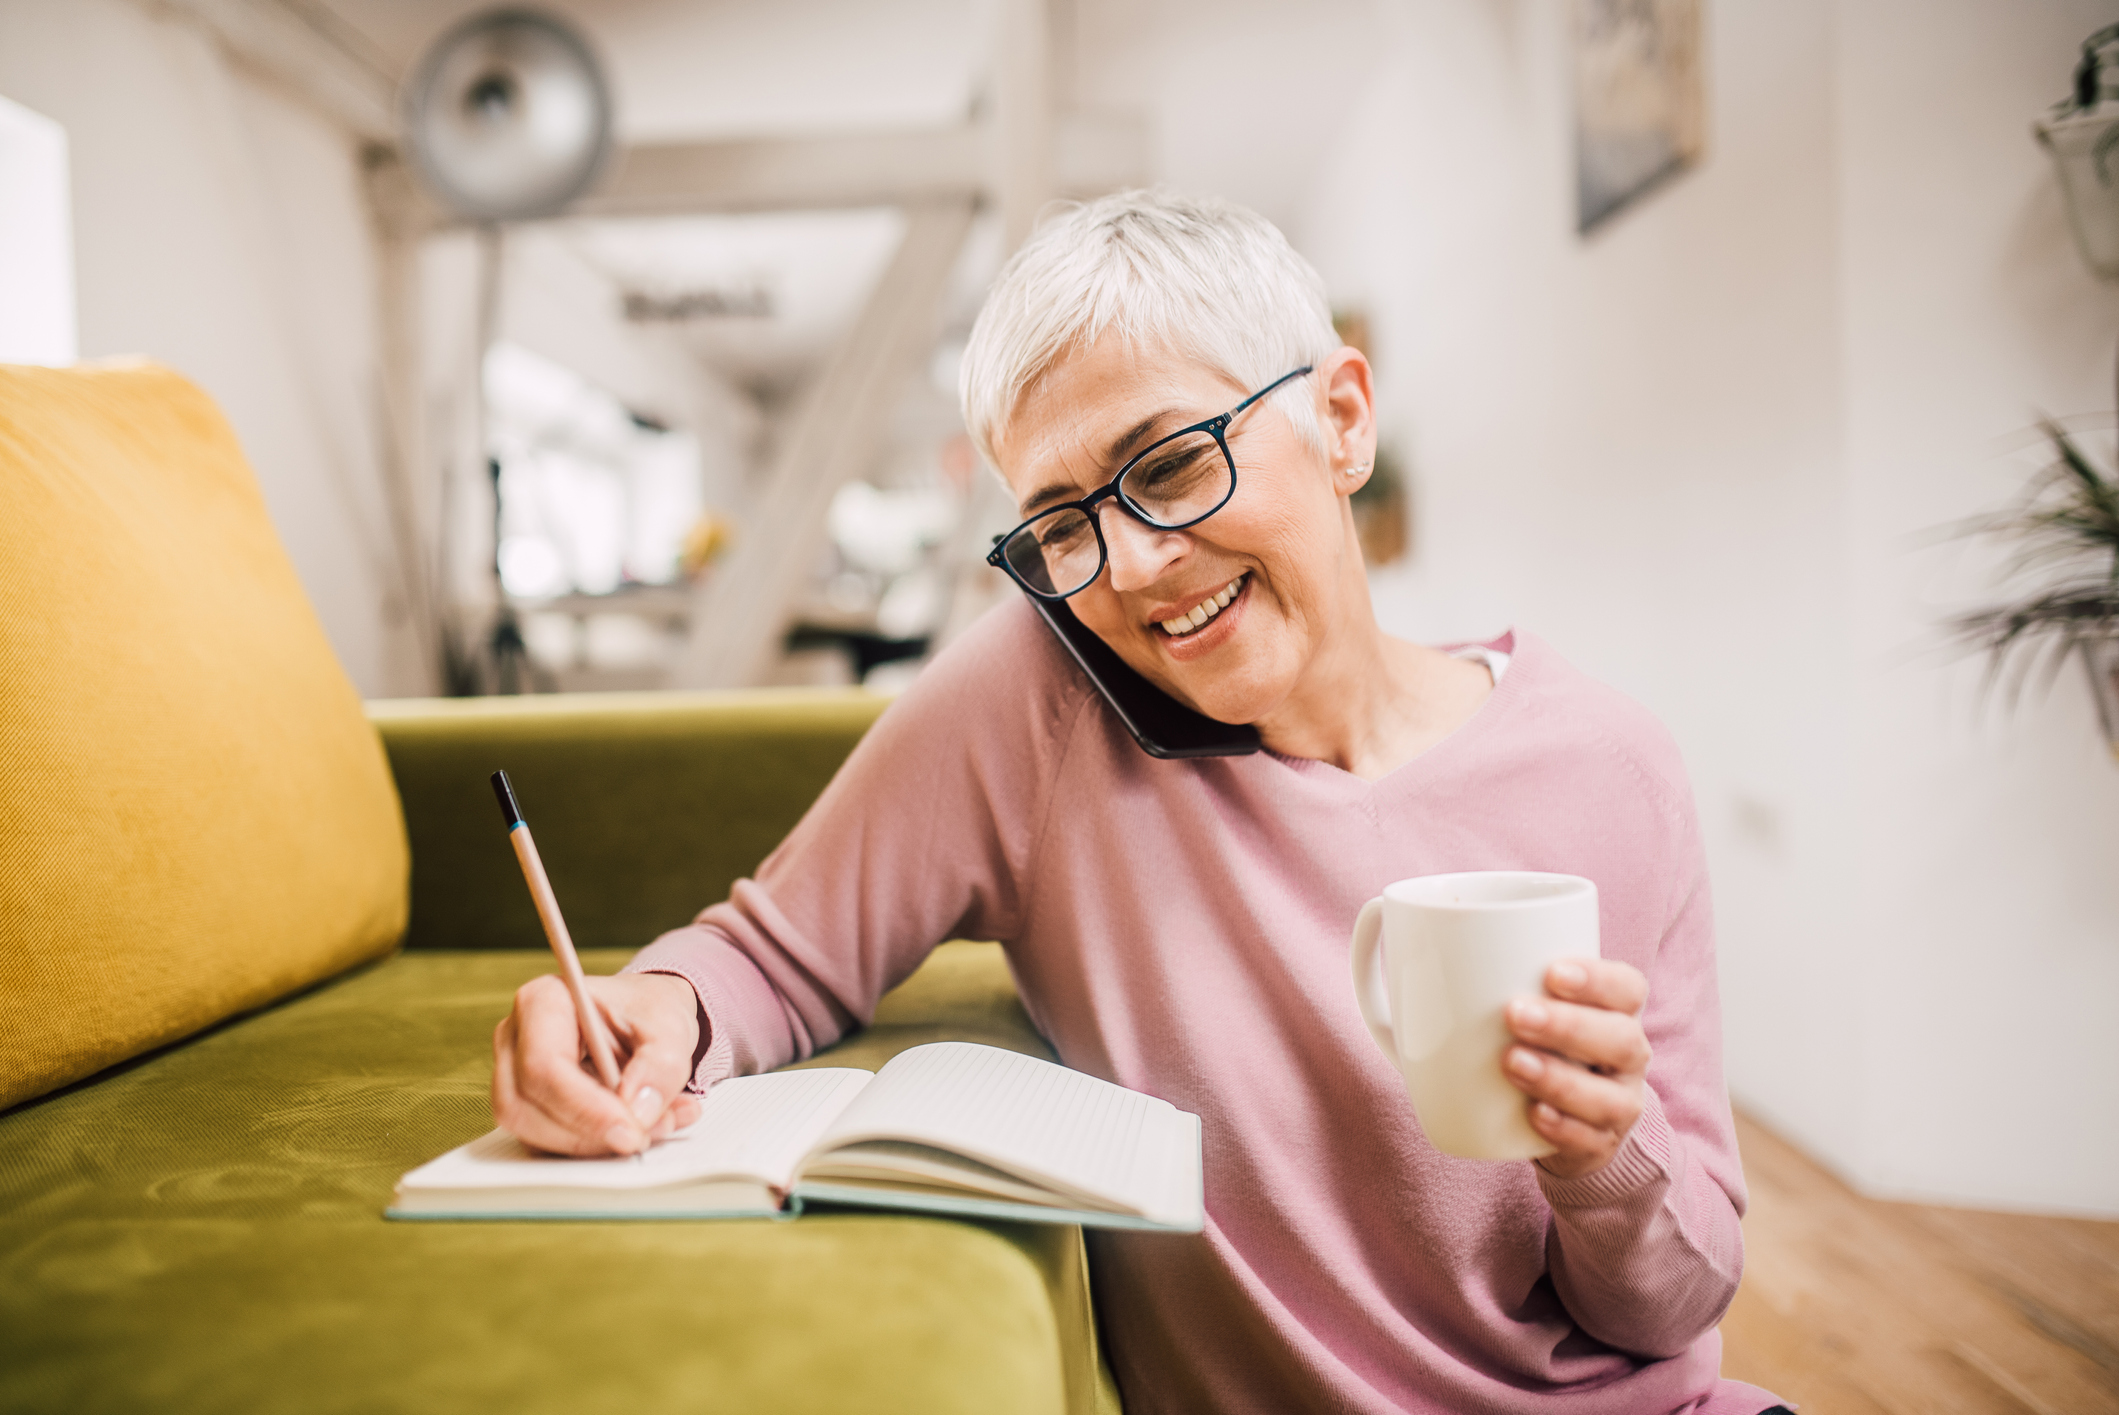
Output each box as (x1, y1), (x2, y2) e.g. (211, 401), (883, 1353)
(2038, 106), (2119, 281)
(403, 9), (613, 223)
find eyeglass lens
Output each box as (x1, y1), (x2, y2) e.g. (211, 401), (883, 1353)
(999, 429), (1233, 597)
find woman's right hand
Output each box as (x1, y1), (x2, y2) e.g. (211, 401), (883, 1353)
(492, 971), (704, 1155)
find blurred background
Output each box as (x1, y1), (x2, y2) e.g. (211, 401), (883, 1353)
(2, 0), (2117, 1396)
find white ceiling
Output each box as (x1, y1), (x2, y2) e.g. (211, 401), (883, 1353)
(560, 207), (909, 391)
(316, 0), (1385, 227)
(310, 0), (1383, 398)
(310, 0), (984, 140)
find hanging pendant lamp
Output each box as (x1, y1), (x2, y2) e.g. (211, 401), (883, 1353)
(2036, 23), (2119, 282)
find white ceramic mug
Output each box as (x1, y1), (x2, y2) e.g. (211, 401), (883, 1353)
(1349, 871), (1599, 1160)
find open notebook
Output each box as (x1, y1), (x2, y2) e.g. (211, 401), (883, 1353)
(389, 1042), (1203, 1232)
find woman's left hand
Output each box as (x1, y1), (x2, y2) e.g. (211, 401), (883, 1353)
(1503, 959), (1652, 1180)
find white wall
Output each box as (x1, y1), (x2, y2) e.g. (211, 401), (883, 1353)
(1296, 0), (2119, 1215)
(1835, 0), (2119, 1212)
(0, 93), (76, 364)
(0, 0), (427, 697)
(1063, 0), (1385, 241)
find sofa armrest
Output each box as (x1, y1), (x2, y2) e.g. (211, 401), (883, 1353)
(368, 689), (886, 951)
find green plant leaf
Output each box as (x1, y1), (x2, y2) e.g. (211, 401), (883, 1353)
(1941, 417), (2119, 708)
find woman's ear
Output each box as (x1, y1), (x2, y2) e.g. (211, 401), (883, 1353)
(1320, 346), (1378, 494)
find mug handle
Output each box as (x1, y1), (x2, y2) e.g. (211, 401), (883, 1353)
(1349, 896), (1397, 1058)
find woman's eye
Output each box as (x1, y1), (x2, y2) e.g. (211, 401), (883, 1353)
(1135, 442), (1214, 492)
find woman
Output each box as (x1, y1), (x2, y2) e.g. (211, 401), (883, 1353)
(492, 191), (1786, 1415)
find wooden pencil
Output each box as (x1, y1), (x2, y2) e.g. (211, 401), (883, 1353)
(491, 769), (624, 1091)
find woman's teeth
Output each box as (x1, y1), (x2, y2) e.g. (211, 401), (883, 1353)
(1159, 575), (1246, 637)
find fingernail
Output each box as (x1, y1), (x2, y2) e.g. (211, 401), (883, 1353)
(603, 1123), (641, 1155)
(1513, 1000), (1548, 1029)
(1507, 1048), (1543, 1079)
(1534, 1102), (1561, 1126)
(1552, 962), (1587, 990)
(630, 1087), (662, 1125)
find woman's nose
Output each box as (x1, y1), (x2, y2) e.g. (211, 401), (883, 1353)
(1099, 505), (1187, 592)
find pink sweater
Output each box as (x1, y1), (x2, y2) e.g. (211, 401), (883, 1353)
(627, 599), (1783, 1415)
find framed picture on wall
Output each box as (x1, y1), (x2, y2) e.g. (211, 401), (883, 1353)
(1573, 0), (1706, 233)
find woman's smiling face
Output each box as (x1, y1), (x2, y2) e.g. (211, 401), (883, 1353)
(992, 336), (1376, 726)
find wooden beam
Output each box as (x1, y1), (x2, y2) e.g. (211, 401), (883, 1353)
(580, 129), (984, 218)
(140, 0), (398, 142)
(370, 216), (442, 692)
(988, 0), (1053, 254)
(672, 198), (977, 690)
(369, 115), (1146, 234)
(362, 146), (425, 241)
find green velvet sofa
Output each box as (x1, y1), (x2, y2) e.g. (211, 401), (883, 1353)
(0, 362), (1117, 1414)
(0, 691), (1119, 1414)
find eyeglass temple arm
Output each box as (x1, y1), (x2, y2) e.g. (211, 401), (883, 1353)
(1228, 364), (1314, 419)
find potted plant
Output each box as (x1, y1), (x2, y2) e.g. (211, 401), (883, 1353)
(1948, 420), (2119, 759)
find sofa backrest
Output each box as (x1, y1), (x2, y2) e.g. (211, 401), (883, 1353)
(0, 362), (409, 1112)
(368, 690), (887, 951)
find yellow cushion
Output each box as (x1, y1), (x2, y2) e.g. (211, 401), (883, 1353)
(0, 361), (408, 1111)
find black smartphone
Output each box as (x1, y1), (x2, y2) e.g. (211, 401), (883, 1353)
(1026, 594), (1262, 759)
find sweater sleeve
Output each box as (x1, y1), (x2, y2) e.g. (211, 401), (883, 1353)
(1533, 836), (1749, 1359)
(621, 600), (1090, 1087)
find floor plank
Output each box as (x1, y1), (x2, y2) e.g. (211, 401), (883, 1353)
(1719, 1112), (2119, 1414)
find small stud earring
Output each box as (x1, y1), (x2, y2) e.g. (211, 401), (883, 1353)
(1346, 461), (1371, 478)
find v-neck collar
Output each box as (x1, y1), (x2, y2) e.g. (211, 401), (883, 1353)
(1251, 629), (1528, 805)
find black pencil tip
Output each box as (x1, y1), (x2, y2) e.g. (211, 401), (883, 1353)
(491, 770), (523, 827)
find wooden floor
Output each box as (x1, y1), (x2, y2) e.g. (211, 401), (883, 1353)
(1720, 1113), (2119, 1414)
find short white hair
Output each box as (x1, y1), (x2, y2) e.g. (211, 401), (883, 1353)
(959, 189), (1341, 474)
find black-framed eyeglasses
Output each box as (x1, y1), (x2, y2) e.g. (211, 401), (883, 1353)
(985, 365), (1314, 600)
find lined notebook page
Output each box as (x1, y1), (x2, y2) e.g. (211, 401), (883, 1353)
(401, 1068), (872, 1193)
(808, 1043), (1200, 1226)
